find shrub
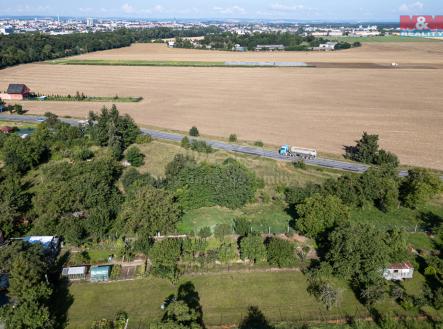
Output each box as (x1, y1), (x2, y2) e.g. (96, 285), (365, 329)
(73, 147), (94, 161)
(229, 134), (237, 142)
(234, 217), (251, 236)
(240, 235), (267, 264)
(190, 140), (213, 153)
(198, 227), (212, 239)
(136, 134), (152, 144)
(110, 264), (122, 280)
(218, 242), (238, 263)
(293, 160), (306, 169)
(254, 140), (264, 147)
(266, 238), (296, 268)
(214, 223), (232, 241)
(181, 136), (191, 149)
(400, 168), (442, 209)
(189, 126), (199, 137)
(126, 146), (145, 167)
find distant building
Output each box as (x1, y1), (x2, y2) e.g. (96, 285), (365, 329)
(233, 44), (247, 52)
(167, 41), (175, 48)
(316, 42), (338, 51)
(86, 18), (94, 27)
(383, 262), (414, 281)
(0, 25), (13, 35)
(255, 44), (285, 51)
(90, 265), (111, 282)
(62, 266), (88, 281)
(0, 84), (31, 101)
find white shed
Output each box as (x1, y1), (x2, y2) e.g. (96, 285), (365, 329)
(383, 262), (414, 281)
(62, 266), (88, 280)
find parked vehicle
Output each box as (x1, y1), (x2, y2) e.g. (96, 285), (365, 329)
(279, 145), (317, 159)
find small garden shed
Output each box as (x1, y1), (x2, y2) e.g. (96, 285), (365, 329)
(62, 266), (87, 281)
(90, 265), (111, 282)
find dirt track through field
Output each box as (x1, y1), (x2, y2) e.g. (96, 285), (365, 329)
(1, 42), (443, 170)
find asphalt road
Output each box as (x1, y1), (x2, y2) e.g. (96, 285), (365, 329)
(0, 114), (438, 179)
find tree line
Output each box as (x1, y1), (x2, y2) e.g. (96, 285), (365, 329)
(175, 32), (360, 51)
(0, 27), (219, 69)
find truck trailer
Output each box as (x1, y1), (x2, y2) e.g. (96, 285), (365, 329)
(279, 145), (317, 159)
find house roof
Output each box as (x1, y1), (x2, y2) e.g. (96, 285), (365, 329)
(6, 84), (28, 94)
(387, 262), (413, 270)
(0, 126), (14, 133)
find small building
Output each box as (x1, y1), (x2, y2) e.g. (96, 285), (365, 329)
(167, 41), (175, 48)
(316, 42), (338, 51)
(62, 266), (88, 281)
(233, 44), (247, 52)
(383, 262), (414, 281)
(22, 236), (60, 255)
(90, 265), (111, 282)
(0, 126), (14, 134)
(255, 44), (285, 51)
(0, 84), (31, 101)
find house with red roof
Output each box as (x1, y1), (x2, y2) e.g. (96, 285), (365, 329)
(383, 262), (414, 281)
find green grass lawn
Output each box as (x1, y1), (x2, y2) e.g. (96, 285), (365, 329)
(177, 203), (293, 234)
(65, 272), (368, 329)
(325, 35), (443, 43)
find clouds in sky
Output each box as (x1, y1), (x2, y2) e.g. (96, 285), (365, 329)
(1, 0), (441, 20)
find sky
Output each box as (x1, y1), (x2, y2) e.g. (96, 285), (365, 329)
(1, 0), (442, 21)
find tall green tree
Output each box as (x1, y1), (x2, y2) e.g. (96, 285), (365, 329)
(400, 168), (442, 209)
(295, 194), (349, 239)
(239, 235), (267, 264)
(116, 185), (182, 236)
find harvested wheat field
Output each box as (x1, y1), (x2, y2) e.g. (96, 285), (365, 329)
(72, 42), (443, 65)
(1, 42), (443, 170)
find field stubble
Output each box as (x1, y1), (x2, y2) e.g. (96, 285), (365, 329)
(1, 42), (442, 169)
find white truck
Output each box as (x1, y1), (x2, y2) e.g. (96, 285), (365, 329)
(279, 145), (317, 159)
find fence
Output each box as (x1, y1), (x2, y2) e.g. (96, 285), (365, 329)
(126, 305), (370, 329)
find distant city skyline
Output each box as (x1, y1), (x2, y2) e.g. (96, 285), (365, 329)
(1, 1), (441, 21)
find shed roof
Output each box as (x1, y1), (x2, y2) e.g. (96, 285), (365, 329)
(7, 84), (28, 95)
(62, 267), (87, 276)
(387, 262), (413, 270)
(91, 266), (111, 275)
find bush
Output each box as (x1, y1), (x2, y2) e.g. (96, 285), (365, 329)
(136, 134), (152, 144)
(121, 167), (154, 191)
(189, 126), (199, 137)
(266, 238), (296, 268)
(218, 242), (238, 263)
(234, 217), (251, 236)
(400, 168), (442, 209)
(240, 235), (267, 264)
(126, 146), (145, 167)
(198, 227), (212, 239)
(190, 140), (213, 153)
(73, 147), (94, 161)
(254, 141), (264, 147)
(229, 134), (237, 142)
(181, 136), (191, 149)
(293, 160), (306, 169)
(110, 264), (122, 280)
(214, 223), (232, 241)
